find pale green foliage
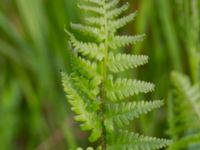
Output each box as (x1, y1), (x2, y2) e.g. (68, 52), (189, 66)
(62, 73), (102, 142)
(108, 52), (148, 73)
(106, 76), (155, 101)
(62, 0), (170, 149)
(109, 35), (146, 49)
(104, 100), (163, 131)
(168, 72), (200, 149)
(65, 30), (104, 60)
(107, 130), (171, 150)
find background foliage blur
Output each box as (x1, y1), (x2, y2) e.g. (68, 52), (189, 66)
(0, 0), (199, 150)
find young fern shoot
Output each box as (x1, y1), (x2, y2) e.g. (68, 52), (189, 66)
(62, 0), (171, 149)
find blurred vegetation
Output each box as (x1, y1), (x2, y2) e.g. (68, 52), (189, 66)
(0, 0), (199, 150)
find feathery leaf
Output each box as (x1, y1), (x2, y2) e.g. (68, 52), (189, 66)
(70, 23), (102, 39)
(85, 16), (104, 26)
(62, 73), (102, 142)
(104, 100), (163, 131)
(108, 52), (148, 73)
(107, 130), (171, 150)
(109, 34), (146, 49)
(108, 12), (137, 33)
(106, 0), (120, 10)
(65, 30), (104, 60)
(106, 76), (155, 101)
(107, 3), (129, 19)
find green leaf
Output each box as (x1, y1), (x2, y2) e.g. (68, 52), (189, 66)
(109, 34), (146, 49)
(105, 100), (163, 130)
(108, 52), (148, 73)
(108, 12), (137, 33)
(106, 76), (155, 101)
(65, 30), (104, 60)
(85, 16), (104, 26)
(107, 130), (171, 150)
(70, 23), (102, 39)
(107, 3), (129, 19)
(106, 0), (120, 10)
(62, 73), (102, 142)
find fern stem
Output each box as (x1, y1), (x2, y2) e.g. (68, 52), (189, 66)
(100, 1), (109, 149)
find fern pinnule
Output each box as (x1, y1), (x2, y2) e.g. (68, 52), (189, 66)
(107, 2), (129, 19)
(108, 52), (148, 73)
(109, 34), (146, 49)
(107, 130), (171, 150)
(62, 73), (102, 142)
(104, 100), (163, 130)
(65, 29), (104, 60)
(106, 76), (155, 101)
(105, 0), (120, 10)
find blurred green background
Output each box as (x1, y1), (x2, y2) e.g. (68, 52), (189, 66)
(0, 0), (199, 150)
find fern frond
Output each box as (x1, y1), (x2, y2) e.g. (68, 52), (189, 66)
(62, 73), (102, 142)
(64, 0), (170, 148)
(108, 52), (148, 73)
(104, 100), (163, 131)
(107, 3), (129, 19)
(65, 30), (104, 60)
(109, 34), (146, 49)
(107, 130), (171, 150)
(108, 12), (137, 33)
(106, 76), (155, 101)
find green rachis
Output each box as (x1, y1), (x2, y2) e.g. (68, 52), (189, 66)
(62, 0), (171, 149)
